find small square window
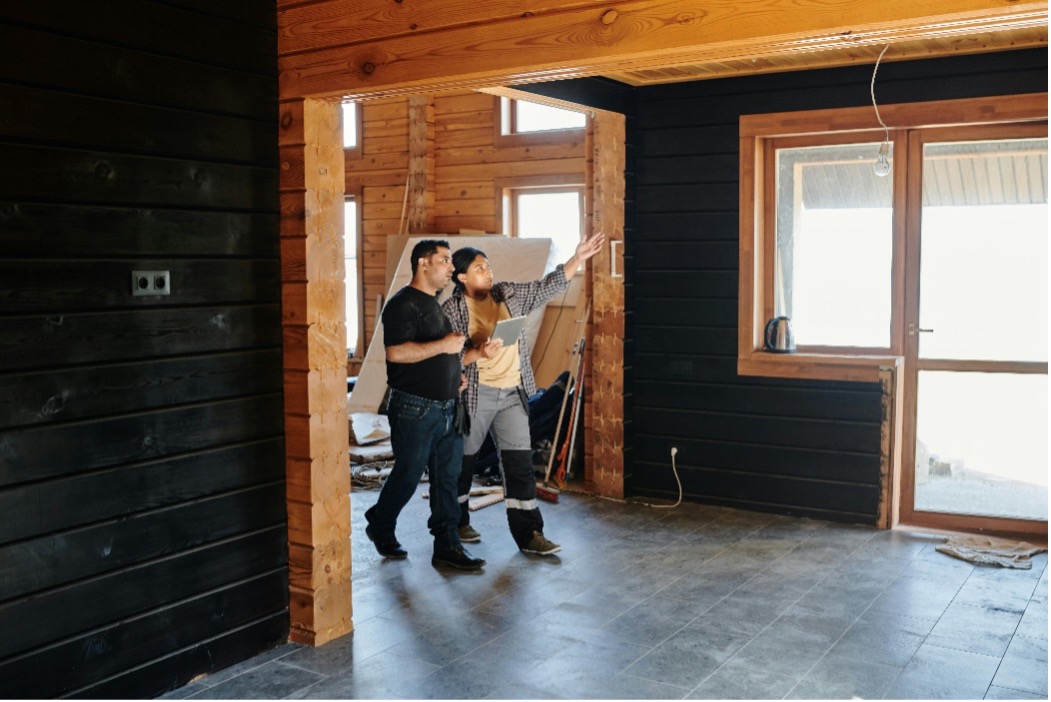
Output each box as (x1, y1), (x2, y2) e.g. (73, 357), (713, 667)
(501, 97), (586, 134)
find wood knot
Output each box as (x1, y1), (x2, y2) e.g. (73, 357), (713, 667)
(280, 111), (294, 129)
(410, 23), (417, 30)
(362, 61), (376, 75)
(601, 9), (618, 25)
(94, 161), (115, 181)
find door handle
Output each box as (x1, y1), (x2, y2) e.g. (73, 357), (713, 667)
(908, 323), (934, 336)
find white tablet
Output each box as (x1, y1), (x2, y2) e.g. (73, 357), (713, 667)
(491, 316), (526, 346)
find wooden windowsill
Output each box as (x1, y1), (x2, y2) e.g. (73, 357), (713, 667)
(738, 351), (901, 383)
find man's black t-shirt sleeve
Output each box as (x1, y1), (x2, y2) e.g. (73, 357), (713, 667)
(382, 293), (420, 347)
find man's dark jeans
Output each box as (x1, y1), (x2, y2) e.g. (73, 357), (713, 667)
(368, 388), (463, 550)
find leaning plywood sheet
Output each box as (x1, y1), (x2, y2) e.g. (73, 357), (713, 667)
(348, 236), (552, 414)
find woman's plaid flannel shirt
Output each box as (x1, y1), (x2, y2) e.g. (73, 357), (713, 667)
(442, 265), (570, 416)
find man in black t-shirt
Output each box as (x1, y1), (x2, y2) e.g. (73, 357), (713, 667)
(364, 240), (486, 571)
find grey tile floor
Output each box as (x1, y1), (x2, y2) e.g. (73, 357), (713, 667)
(161, 489), (1048, 700)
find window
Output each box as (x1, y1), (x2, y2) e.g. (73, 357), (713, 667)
(341, 102), (361, 158)
(344, 194), (361, 357)
(493, 96), (586, 149)
(500, 97), (586, 134)
(772, 138), (895, 351)
(739, 94), (1047, 381)
(503, 185), (584, 268)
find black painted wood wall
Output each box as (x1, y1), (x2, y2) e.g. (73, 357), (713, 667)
(0, 2), (287, 697)
(627, 49), (1048, 522)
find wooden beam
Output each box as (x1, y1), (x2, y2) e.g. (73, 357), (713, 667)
(278, 0), (1047, 100)
(277, 0), (607, 56)
(279, 97), (352, 646)
(589, 110), (626, 499)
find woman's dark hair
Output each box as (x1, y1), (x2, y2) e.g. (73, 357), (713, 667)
(451, 247), (487, 292)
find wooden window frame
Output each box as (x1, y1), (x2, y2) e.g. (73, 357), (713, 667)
(493, 95), (586, 149)
(738, 93), (1048, 383)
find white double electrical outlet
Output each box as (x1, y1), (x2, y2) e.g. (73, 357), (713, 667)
(132, 270), (171, 296)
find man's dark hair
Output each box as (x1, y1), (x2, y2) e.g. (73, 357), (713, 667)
(451, 247), (487, 293)
(409, 239), (450, 276)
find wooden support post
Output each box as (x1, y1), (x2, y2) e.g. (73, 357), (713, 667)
(407, 94), (435, 234)
(279, 97), (353, 645)
(588, 110), (626, 499)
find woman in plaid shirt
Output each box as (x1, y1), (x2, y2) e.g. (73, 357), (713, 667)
(442, 232), (603, 555)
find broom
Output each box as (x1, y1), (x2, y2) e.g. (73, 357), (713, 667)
(537, 337), (586, 502)
(552, 362), (584, 488)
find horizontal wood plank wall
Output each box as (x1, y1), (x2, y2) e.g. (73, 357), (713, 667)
(0, 2), (286, 698)
(345, 91), (586, 366)
(628, 48), (1048, 523)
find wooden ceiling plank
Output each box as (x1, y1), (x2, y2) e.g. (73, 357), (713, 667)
(278, 0), (1048, 99)
(278, 0), (609, 56)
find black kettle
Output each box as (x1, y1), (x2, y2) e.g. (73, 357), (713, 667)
(764, 316), (796, 353)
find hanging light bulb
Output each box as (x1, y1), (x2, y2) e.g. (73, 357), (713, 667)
(870, 44), (892, 177)
(873, 141), (891, 177)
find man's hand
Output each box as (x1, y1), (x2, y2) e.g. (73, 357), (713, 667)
(441, 331), (467, 354)
(459, 373), (468, 393)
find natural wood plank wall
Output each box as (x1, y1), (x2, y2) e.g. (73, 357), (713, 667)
(344, 90), (625, 494)
(346, 91), (588, 366)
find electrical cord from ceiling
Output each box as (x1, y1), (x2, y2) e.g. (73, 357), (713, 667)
(871, 43), (893, 177)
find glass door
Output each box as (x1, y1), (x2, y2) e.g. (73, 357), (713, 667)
(902, 125), (1048, 535)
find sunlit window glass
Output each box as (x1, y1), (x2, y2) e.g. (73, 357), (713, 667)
(514, 190), (582, 267)
(511, 100), (585, 133)
(341, 102), (358, 149)
(918, 139), (1048, 363)
(775, 142), (894, 348)
(344, 198), (359, 354)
